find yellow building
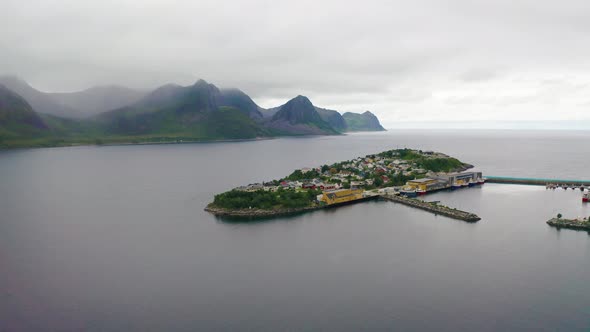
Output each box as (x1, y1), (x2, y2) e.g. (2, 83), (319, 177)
(405, 178), (438, 191)
(320, 189), (363, 205)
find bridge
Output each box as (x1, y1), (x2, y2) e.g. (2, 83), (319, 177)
(486, 176), (590, 186)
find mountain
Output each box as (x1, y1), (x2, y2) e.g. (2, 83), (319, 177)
(265, 95), (339, 135)
(218, 88), (263, 119)
(342, 111), (386, 131)
(0, 84), (49, 140)
(315, 107), (347, 132)
(95, 80), (267, 139)
(49, 85), (146, 118)
(0, 75), (77, 118)
(0, 76), (387, 147)
(260, 106), (280, 118)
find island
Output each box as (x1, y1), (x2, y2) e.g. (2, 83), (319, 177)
(205, 148), (483, 221)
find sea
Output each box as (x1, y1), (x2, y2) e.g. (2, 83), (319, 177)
(0, 130), (589, 331)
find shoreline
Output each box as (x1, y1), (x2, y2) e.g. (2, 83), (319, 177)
(0, 131), (385, 151)
(0, 136), (278, 151)
(204, 204), (322, 219)
(204, 194), (480, 222)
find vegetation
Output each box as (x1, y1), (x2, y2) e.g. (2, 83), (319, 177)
(212, 188), (321, 210)
(342, 111), (385, 131)
(381, 148), (466, 172)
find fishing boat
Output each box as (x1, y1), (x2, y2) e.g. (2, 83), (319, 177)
(400, 186), (418, 197)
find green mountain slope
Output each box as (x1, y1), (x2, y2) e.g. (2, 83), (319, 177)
(266, 95), (340, 135)
(0, 77), (388, 148)
(0, 75), (77, 118)
(0, 84), (49, 140)
(94, 80), (268, 140)
(315, 107), (347, 132)
(342, 111), (386, 131)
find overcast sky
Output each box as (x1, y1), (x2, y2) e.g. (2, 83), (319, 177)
(2, 0), (590, 128)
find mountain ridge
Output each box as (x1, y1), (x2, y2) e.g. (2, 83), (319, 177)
(0, 77), (388, 147)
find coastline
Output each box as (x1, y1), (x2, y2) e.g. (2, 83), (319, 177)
(0, 136), (278, 151)
(204, 204), (322, 219)
(0, 131), (384, 151)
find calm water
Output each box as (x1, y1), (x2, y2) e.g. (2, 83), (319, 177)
(0, 130), (589, 331)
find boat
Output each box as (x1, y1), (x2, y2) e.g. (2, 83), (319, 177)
(400, 186), (418, 197)
(417, 189), (427, 196)
(467, 179), (476, 187)
(477, 177), (486, 185)
(583, 192), (589, 203)
(451, 180), (462, 190)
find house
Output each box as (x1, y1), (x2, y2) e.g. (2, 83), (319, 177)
(319, 183), (337, 190)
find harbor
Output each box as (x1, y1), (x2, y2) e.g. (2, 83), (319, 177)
(206, 148), (590, 229)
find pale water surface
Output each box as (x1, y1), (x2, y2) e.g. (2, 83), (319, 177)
(0, 130), (589, 331)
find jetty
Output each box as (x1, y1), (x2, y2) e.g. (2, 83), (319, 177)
(487, 176), (590, 187)
(547, 217), (590, 232)
(381, 194), (481, 222)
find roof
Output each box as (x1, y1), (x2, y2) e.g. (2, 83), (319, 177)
(408, 178), (436, 183)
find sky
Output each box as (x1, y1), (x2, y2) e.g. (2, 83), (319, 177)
(2, 0), (590, 128)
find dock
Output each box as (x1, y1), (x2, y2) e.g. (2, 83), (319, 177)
(381, 194), (481, 222)
(486, 176), (590, 187)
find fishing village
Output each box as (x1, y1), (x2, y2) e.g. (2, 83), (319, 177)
(206, 148), (590, 231)
(206, 148), (484, 222)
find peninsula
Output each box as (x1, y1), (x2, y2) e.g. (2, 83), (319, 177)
(205, 148), (482, 221)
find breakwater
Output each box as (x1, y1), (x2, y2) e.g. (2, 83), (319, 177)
(381, 194), (481, 222)
(547, 218), (590, 232)
(487, 176), (590, 186)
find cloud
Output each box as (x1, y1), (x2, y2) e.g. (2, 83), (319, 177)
(2, 0), (590, 128)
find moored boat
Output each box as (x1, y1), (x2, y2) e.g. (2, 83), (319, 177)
(583, 192), (589, 203)
(400, 186), (418, 197)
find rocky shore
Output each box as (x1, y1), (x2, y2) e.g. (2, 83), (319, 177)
(204, 204), (322, 219)
(381, 194), (481, 222)
(546, 218), (590, 231)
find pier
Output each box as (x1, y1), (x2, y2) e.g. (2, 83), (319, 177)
(486, 176), (590, 187)
(547, 217), (590, 232)
(380, 194), (481, 222)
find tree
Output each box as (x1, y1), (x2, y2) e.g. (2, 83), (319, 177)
(557, 213), (562, 219)
(374, 177), (384, 187)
